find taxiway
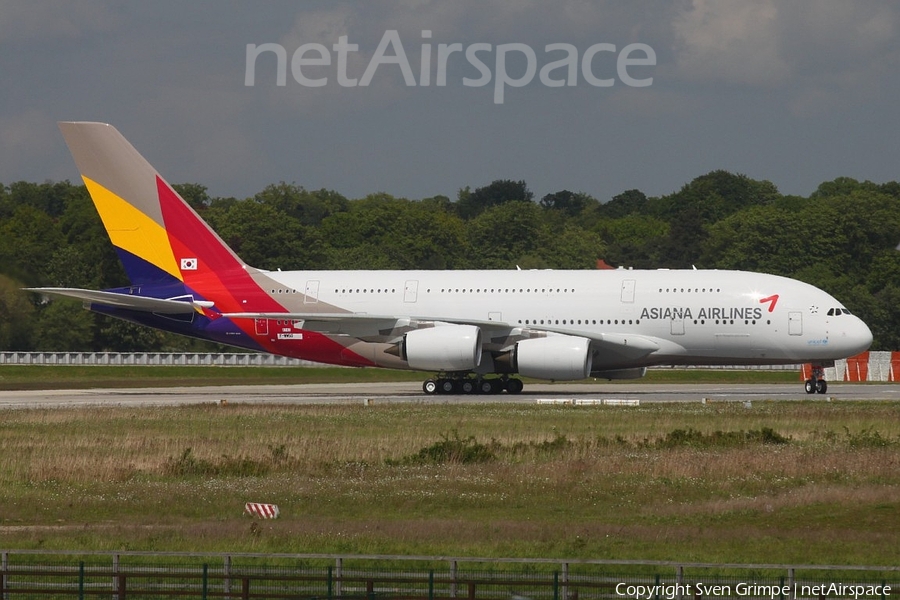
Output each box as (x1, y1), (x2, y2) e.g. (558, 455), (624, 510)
(0, 382), (897, 409)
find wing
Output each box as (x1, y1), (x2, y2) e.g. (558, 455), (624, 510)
(25, 288), (213, 314)
(220, 311), (659, 361)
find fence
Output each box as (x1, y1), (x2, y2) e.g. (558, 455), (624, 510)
(5, 351), (900, 383)
(0, 352), (317, 367)
(1, 552), (898, 600)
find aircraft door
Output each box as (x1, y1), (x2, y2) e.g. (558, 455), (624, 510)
(621, 279), (635, 303)
(788, 311), (802, 335)
(670, 311), (685, 335)
(404, 280), (419, 303)
(255, 318), (268, 336)
(304, 280), (320, 304)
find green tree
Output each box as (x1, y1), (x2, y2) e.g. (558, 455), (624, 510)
(319, 195), (469, 269)
(455, 179), (533, 220)
(0, 205), (65, 284)
(466, 202), (547, 268)
(0, 274), (34, 350)
(253, 182), (349, 226)
(172, 183), (211, 210)
(31, 300), (94, 351)
(597, 189), (648, 219)
(649, 171), (780, 224)
(205, 201), (325, 270)
(594, 214), (669, 268)
(539, 190), (595, 217)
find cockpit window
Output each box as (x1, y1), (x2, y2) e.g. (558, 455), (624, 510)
(827, 308), (835, 316)
(828, 307), (852, 316)
(842, 308), (852, 315)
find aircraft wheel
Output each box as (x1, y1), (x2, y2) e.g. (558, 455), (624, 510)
(423, 379), (438, 395)
(461, 380), (475, 394)
(439, 379), (455, 394)
(505, 378), (524, 394)
(815, 379), (828, 394)
(804, 379), (816, 394)
(478, 379), (494, 394)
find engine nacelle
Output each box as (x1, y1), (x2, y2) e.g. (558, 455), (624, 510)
(515, 335), (593, 380)
(403, 325), (482, 371)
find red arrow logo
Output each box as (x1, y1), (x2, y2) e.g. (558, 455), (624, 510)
(759, 294), (779, 313)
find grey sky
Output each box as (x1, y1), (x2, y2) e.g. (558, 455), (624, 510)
(1, 1), (898, 203)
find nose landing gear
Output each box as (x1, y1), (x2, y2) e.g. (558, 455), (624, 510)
(805, 365), (828, 394)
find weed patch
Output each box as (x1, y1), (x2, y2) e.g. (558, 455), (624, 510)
(843, 426), (898, 448)
(389, 431), (499, 465)
(163, 447), (277, 477)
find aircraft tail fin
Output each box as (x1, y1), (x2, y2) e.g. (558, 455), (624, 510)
(58, 121), (246, 288)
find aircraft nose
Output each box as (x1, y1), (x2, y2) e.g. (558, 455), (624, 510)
(842, 317), (873, 355)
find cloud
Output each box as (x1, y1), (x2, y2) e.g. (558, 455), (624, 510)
(0, 1), (119, 44)
(672, 0), (791, 87)
(0, 109), (59, 179)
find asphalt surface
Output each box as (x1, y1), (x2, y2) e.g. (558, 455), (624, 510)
(0, 381), (898, 409)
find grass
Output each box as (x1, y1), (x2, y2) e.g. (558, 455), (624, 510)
(1, 400), (898, 566)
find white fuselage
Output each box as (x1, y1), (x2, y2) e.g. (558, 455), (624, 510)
(258, 268), (872, 369)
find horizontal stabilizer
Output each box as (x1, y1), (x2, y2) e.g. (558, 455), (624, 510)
(25, 288), (213, 314)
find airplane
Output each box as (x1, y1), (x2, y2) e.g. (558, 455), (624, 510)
(28, 122), (873, 396)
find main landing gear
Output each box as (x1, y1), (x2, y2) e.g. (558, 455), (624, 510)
(422, 376), (523, 395)
(805, 365), (828, 395)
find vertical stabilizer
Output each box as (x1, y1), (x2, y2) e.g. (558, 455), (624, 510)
(58, 121), (246, 287)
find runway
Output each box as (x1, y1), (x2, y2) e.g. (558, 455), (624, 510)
(0, 381), (898, 409)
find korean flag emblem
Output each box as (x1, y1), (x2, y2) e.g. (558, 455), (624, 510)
(180, 258), (198, 271)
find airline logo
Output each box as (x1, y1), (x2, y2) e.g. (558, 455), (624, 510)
(759, 294), (779, 312)
(180, 258), (198, 271)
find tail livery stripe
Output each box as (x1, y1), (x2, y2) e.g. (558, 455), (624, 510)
(83, 176), (182, 282)
(59, 121), (373, 366)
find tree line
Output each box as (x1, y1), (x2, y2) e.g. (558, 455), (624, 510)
(1, 171), (899, 352)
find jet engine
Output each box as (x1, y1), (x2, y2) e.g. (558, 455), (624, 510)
(514, 335), (593, 380)
(402, 325), (482, 371)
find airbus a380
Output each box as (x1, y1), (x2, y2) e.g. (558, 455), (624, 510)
(30, 122), (873, 395)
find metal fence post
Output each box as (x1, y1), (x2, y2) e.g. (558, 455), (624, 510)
(336, 557), (343, 598)
(450, 560), (458, 599)
(202, 563), (208, 600)
(1, 551), (7, 600)
(113, 554), (120, 600)
(79, 561), (85, 600)
(429, 570), (434, 600)
(224, 555), (232, 597)
(553, 571), (559, 600)
(676, 566), (684, 600)
(328, 565), (333, 600)
(562, 562), (569, 600)
(788, 569), (795, 600)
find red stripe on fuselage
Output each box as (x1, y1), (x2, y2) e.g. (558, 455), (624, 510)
(155, 177), (373, 365)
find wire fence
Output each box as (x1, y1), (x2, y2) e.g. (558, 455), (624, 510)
(0, 352), (317, 367)
(1, 552), (897, 600)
